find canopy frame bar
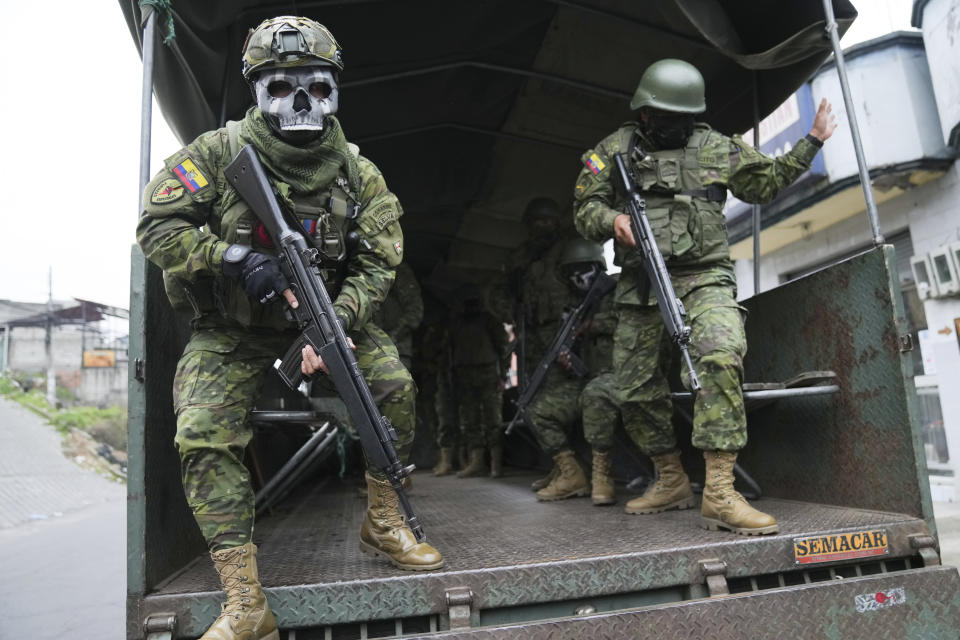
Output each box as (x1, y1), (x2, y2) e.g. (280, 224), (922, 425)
(821, 0), (884, 245)
(342, 61), (630, 100)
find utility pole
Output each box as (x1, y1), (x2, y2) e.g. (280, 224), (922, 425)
(45, 267), (56, 408)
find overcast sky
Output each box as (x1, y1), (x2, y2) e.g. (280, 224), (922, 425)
(0, 0), (916, 311)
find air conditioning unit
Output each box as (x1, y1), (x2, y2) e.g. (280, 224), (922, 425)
(930, 245), (960, 296)
(911, 254), (938, 300)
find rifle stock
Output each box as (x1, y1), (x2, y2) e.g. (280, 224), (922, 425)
(225, 144), (426, 542)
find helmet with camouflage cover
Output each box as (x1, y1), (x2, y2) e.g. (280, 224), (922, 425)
(242, 16), (343, 80)
(630, 58), (706, 114)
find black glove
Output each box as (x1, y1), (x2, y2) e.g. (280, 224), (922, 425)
(222, 245), (290, 305)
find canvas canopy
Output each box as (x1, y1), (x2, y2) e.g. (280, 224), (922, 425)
(121, 0), (855, 294)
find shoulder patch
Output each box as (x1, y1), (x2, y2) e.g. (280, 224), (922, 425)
(151, 178), (186, 204)
(172, 157), (210, 193)
(585, 152), (607, 175)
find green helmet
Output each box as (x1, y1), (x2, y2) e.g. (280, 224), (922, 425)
(560, 237), (605, 269)
(522, 197), (561, 224)
(630, 58), (706, 114)
(242, 16), (343, 80)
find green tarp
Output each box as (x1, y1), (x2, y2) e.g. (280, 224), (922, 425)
(121, 0), (855, 292)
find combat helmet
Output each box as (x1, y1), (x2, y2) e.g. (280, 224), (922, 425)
(522, 197), (562, 224)
(630, 59), (706, 114)
(242, 16), (343, 80)
(560, 237), (605, 270)
(559, 237), (606, 293)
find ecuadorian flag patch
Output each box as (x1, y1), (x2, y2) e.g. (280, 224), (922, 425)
(173, 158), (209, 193)
(585, 153), (606, 175)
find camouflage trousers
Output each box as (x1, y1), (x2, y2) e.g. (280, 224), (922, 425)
(173, 323), (415, 552)
(579, 371), (620, 452)
(615, 281), (747, 455)
(433, 368), (458, 449)
(454, 364), (503, 450)
(526, 367), (585, 455)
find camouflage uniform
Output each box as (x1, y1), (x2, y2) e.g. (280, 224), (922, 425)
(495, 233), (584, 455)
(372, 262), (423, 369)
(449, 306), (509, 450)
(413, 317), (453, 449)
(577, 293), (619, 452)
(573, 121), (821, 456)
(137, 107), (414, 551)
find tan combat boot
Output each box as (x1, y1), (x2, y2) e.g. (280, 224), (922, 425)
(200, 543), (279, 640)
(701, 450), (779, 535)
(591, 450), (616, 506)
(530, 463), (558, 491)
(432, 447), (454, 476)
(457, 448), (487, 478)
(624, 450), (695, 514)
(536, 450), (590, 501)
(359, 472), (445, 570)
(489, 445), (504, 478)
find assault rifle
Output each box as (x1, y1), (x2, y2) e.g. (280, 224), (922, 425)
(613, 153), (701, 392)
(504, 271), (616, 435)
(225, 145), (426, 542)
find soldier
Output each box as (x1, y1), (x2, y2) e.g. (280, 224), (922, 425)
(136, 17), (443, 640)
(448, 284), (510, 478)
(372, 261), (423, 370)
(490, 198), (586, 495)
(413, 303), (458, 476)
(573, 59), (836, 535)
(558, 239), (621, 506)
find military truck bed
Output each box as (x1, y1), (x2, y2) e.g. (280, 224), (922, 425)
(132, 250), (960, 637)
(141, 471), (951, 638)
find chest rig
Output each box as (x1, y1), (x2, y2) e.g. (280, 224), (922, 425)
(224, 120), (361, 281)
(618, 123), (729, 267)
(208, 122), (362, 329)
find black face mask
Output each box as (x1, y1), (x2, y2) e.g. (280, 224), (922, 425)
(526, 220), (558, 255)
(643, 113), (695, 149)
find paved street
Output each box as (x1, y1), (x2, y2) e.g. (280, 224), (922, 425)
(0, 398), (125, 640)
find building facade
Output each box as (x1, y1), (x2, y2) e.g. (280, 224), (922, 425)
(726, 25), (960, 498)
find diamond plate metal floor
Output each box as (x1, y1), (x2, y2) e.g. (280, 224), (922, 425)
(152, 470), (922, 596)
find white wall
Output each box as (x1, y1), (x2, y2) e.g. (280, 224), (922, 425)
(810, 40), (946, 182)
(919, 0), (960, 146)
(78, 367), (127, 408)
(8, 327), (84, 372)
(744, 162), (960, 290)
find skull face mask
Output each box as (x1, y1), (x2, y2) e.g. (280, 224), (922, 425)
(565, 263), (601, 294)
(253, 67), (339, 137)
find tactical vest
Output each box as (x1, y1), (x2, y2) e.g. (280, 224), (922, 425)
(451, 313), (498, 368)
(619, 123), (729, 267)
(163, 120), (362, 330)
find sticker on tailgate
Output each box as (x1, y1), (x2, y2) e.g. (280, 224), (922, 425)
(793, 530), (888, 564)
(855, 587), (906, 613)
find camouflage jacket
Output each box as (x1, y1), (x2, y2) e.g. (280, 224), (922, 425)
(573, 122), (820, 306)
(578, 278), (617, 375)
(488, 230), (581, 361)
(371, 262), (423, 359)
(450, 309), (509, 372)
(137, 110), (403, 331)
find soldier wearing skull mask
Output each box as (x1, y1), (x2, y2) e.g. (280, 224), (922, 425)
(137, 16), (443, 640)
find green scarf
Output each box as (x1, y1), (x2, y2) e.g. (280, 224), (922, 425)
(238, 107), (359, 194)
